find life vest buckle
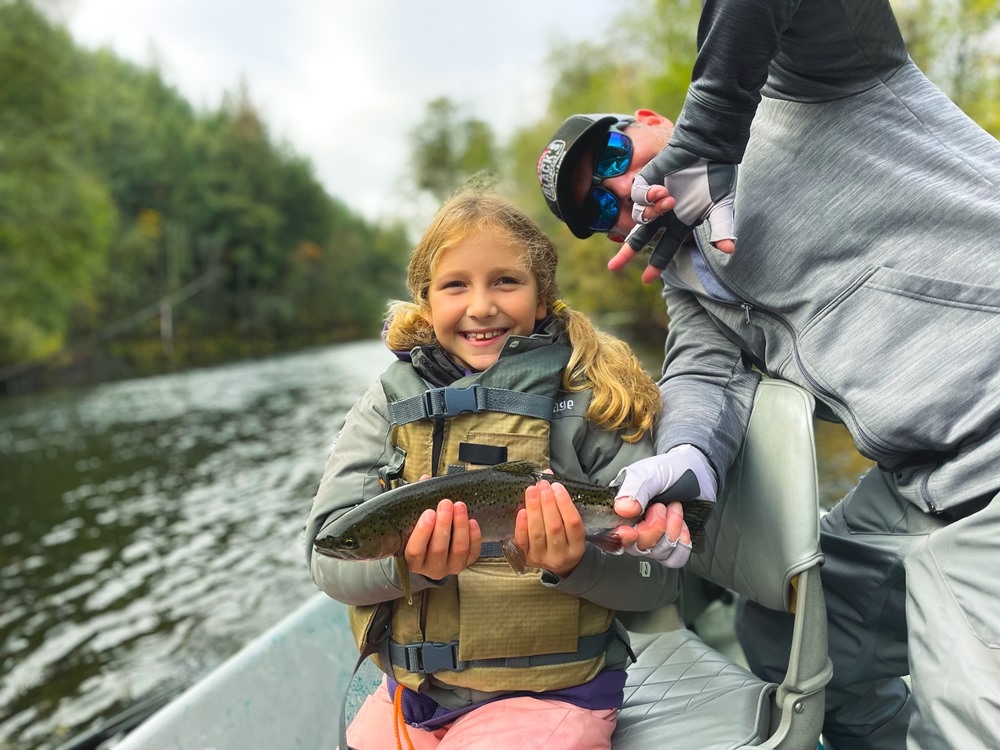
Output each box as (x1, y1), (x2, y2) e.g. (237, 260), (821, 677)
(402, 640), (460, 674)
(423, 385), (482, 417)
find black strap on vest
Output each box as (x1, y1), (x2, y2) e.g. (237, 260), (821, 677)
(458, 442), (508, 466)
(479, 541), (505, 558)
(388, 384), (555, 425)
(386, 627), (617, 675)
(430, 417), (445, 477)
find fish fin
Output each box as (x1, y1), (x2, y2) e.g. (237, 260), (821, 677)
(542, 468), (576, 485)
(503, 539), (527, 575)
(688, 521), (706, 555)
(492, 460), (543, 480)
(689, 524), (706, 554)
(587, 529), (627, 554)
(681, 500), (714, 554)
(394, 555), (414, 605)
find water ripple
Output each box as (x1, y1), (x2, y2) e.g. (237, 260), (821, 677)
(0, 341), (393, 749)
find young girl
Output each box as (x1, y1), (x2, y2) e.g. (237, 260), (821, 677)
(304, 187), (682, 750)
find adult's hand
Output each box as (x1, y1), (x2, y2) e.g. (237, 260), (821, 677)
(514, 480), (587, 578)
(610, 445), (718, 568)
(405, 498), (482, 579)
(615, 500), (693, 568)
(608, 145), (737, 284)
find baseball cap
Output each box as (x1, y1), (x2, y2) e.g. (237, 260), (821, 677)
(536, 114), (627, 239)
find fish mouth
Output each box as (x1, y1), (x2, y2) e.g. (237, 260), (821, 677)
(460, 328), (508, 343)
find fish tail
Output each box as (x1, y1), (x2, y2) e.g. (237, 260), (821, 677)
(587, 529), (627, 554)
(682, 500), (714, 554)
(690, 526), (706, 554)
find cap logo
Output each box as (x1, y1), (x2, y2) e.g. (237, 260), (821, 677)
(536, 139), (566, 202)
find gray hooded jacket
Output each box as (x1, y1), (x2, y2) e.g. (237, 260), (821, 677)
(657, 0), (1000, 513)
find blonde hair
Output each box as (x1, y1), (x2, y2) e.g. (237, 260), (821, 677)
(385, 185), (660, 442)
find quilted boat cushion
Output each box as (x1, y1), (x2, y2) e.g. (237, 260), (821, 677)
(613, 629), (774, 750)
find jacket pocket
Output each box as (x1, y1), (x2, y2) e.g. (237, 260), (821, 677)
(797, 266), (1000, 454)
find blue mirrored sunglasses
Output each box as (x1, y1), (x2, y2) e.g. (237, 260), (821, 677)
(583, 128), (633, 233)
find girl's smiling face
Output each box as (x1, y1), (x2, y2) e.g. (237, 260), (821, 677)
(426, 230), (547, 371)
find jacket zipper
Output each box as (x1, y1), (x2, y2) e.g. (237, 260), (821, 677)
(740, 303), (752, 324)
(708, 265), (903, 462)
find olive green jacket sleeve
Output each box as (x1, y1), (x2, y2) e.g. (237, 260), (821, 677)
(544, 390), (681, 611)
(304, 379), (445, 606)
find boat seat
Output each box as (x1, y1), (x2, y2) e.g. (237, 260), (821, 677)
(614, 378), (831, 750)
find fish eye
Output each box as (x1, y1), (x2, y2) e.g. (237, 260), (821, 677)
(340, 536), (360, 550)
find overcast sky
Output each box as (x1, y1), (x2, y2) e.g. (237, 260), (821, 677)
(53, 1), (620, 224)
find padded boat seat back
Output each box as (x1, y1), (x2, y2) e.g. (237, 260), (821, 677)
(614, 379), (830, 750)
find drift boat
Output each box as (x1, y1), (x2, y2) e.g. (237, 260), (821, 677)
(76, 380), (831, 750)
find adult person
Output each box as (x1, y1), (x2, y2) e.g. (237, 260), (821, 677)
(535, 0), (1000, 747)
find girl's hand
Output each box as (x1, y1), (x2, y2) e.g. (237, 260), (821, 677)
(405, 498), (482, 579)
(514, 480), (586, 578)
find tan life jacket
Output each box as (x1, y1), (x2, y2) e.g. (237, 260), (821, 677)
(349, 341), (616, 693)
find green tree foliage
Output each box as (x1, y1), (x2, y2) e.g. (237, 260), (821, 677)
(282, 202), (409, 344)
(0, 1), (409, 388)
(893, 0), (1000, 134)
(411, 97), (499, 202)
(0, 0), (116, 363)
(72, 49), (201, 334)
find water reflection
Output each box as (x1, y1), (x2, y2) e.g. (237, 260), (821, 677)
(0, 341), (870, 749)
(0, 341), (394, 750)
(815, 419), (875, 507)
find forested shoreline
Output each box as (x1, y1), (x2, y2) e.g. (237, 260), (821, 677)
(0, 1), (412, 395)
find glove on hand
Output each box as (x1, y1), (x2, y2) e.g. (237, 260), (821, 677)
(611, 445), (719, 568)
(625, 145), (737, 272)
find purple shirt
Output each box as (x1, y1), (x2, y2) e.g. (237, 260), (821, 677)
(389, 670), (626, 730)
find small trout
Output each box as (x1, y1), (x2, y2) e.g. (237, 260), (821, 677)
(313, 461), (713, 603)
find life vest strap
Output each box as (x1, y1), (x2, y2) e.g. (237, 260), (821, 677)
(388, 384), (555, 425)
(479, 541), (505, 558)
(389, 627), (616, 675)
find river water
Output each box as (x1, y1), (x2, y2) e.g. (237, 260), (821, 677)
(0, 340), (872, 749)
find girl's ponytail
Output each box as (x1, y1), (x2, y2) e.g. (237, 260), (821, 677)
(554, 304), (660, 442)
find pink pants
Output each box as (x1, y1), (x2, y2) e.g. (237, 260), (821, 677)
(346, 679), (618, 750)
